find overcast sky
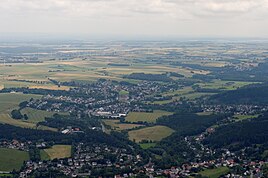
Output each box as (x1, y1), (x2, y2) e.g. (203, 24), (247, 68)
(0, 0), (268, 39)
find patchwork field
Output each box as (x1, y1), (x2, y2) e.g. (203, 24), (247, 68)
(199, 80), (257, 91)
(126, 110), (173, 123)
(103, 119), (143, 131)
(0, 148), (29, 171)
(128, 125), (174, 142)
(43, 145), (72, 160)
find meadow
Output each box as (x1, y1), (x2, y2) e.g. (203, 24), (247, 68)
(139, 143), (157, 149)
(0, 148), (29, 171)
(125, 110), (173, 123)
(21, 107), (68, 123)
(128, 125), (174, 143)
(0, 93), (41, 113)
(199, 167), (230, 178)
(43, 145), (72, 160)
(102, 119), (143, 131)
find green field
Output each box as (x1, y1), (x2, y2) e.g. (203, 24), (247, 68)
(40, 150), (50, 160)
(126, 110), (173, 123)
(0, 148), (29, 171)
(21, 107), (67, 123)
(128, 125), (174, 143)
(0, 93), (57, 131)
(233, 114), (260, 121)
(0, 113), (36, 128)
(199, 80), (257, 91)
(0, 93), (41, 113)
(139, 143), (157, 149)
(199, 167), (230, 178)
(103, 119), (143, 131)
(43, 145), (72, 160)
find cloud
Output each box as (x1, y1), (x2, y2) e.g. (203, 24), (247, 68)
(1, 0), (267, 18)
(0, 0), (267, 37)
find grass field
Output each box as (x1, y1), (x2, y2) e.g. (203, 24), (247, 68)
(0, 113), (36, 128)
(233, 114), (260, 121)
(44, 145), (72, 160)
(103, 119), (143, 131)
(0, 93), (41, 113)
(0, 93), (57, 131)
(0, 148), (29, 171)
(21, 107), (67, 123)
(199, 167), (229, 178)
(139, 143), (157, 149)
(199, 80), (257, 91)
(126, 110), (173, 123)
(40, 150), (50, 160)
(128, 125), (174, 142)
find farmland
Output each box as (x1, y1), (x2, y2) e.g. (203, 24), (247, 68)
(43, 145), (72, 160)
(125, 110), (173, 123)
(0, 93), (41, 113)
(21, 107), (68, 123)
(102, 119), (143, 131)
(199, 167), (230, 178)
(128, 125), (175, 143)
(0, 148), (29, 171)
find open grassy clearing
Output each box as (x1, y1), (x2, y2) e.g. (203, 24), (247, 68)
(40, 150), (50, 161)
(103, 119), (143, 131)
(199, 167), (229, 178)
(0, 93), (41, 113)
(163, 87), (193, 97)
(199, 80), (257, 91)
(233, 114), (260, 121)
(0, 148), (29, 171)
(0, 93), (57, 131)
(126, 110), (173, 123)
(21, 107), (68, 123)
(44, 145), (72, 160)
(196, 112), (214, 116)
(139, 143), (157, 149)
(182, 92), (216, 100)
(0, 113), (57, 131)
(0, 113), (37, 128)
(128, 125), (175, 143)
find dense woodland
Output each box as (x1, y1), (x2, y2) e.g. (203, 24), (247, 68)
(157, 113), (229, 136)
(204, 112), (268, 150)
(209, 83), (268, 104)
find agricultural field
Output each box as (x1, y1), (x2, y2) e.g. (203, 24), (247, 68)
(102, 119), (143, 131)
(139, 143), (157, 149)
(0, 113), (36, 128)
(128, 125), (175, 143)
(0, 148), (29, 171)
(21, 107), (68, 123)
(43, 145), (72, 160)
(125, 110), (173, 123)
(40, 150), (50, 161)
(199, 167), (230, 178)
(199, 80), (257, 91)
(233, 114), (260, 121)
(0, 93), (41, 113)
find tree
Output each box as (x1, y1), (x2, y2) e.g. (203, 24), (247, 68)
(11, 109), (23, 120)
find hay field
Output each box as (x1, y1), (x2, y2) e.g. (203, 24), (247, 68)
(128, 125), (174, 142)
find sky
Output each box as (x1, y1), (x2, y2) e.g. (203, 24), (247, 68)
(0, 0), (268, 40)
